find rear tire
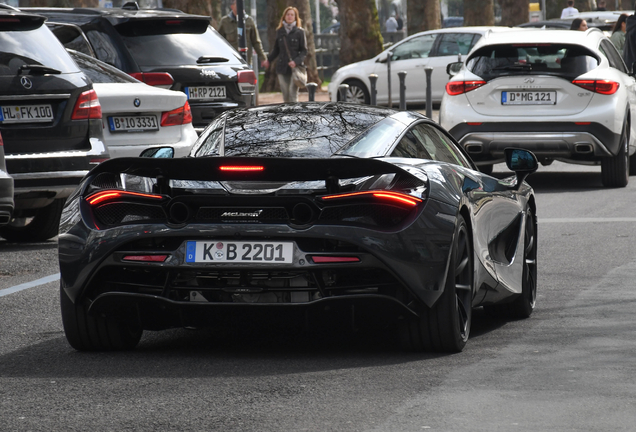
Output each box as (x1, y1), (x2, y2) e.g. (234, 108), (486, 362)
(60, 285), (142, 351)
(402, 215), (473, 353)
(601, 120), (629, 188)
(0, 199), (64, 242)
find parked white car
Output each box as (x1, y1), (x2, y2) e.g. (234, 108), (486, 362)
(69, 50), (197, 158)
(328, 27), (512, 106)
(439, 28), (636, 187)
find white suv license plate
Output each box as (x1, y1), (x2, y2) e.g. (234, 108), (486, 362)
(108, 115), (159, 132)
(185, 241), (294, 264)
(502, 91), (556, 105)
(0, 104), (53, 123)
(185, 86), (226, 100)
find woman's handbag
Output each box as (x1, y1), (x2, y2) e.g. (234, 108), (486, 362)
(283, 37), (307, 88)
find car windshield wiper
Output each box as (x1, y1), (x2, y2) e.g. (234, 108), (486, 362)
(491, 63), (533, 71)
(18, 64), (62, 75)
(197, 56), (229, 64)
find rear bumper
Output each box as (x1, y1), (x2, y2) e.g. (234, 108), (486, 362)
(0, 174), (13, 225)
(7, 136), (108, 210)
(449, 122), (620, 164)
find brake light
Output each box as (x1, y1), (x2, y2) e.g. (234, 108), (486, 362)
(446, 80), (486, 96)
(320, 190), (422, 207)
(122, 255), (169, 262)
(129, 72), (174, 87)
(309, 256), (361, 263)
(161, 102), (192, 127)
(219, 165), (264, 172)
(87, 190), (164, 206)
(71, 90), (102, 120)
(572, 79), (619, 95)
(0, 132), (3, 146)
(237, 70), (257, 94)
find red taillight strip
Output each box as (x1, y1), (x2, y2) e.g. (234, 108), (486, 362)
(122, 255), (169, 262)
(310, 256), (361, 263)
(87, 190), (164, 205)
(320, 190), (422, 207)
(572, 79), (620, 95)
(219, 166), (265, 172)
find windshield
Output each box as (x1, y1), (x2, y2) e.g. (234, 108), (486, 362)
(0, 25), (80, 75)
(192, 104), (391, 158)
(467, 43), (599, 80)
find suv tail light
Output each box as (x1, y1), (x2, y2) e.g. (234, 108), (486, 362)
(237, 70), (257, 94)
(129, 72), (174, 88)
(0, 131), (3, 146)
(71, 89), (102, 120)
(572, 79), (620, 95)
(446, 80), (486, 96)
(161, 102), (192, 127)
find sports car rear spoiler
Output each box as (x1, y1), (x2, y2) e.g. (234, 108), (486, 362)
(88, 157), (426, 191)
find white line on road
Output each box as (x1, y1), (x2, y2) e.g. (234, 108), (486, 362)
(541, 217), (636, 223)
(0, 273), (60, 298)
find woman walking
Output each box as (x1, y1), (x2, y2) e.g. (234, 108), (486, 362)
(263, 6), (307, 103)
(610, 14), (628, 56)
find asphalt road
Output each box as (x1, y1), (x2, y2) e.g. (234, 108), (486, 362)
(1, 162), (635, 431)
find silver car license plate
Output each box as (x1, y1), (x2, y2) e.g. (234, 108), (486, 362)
(0, 104), (54, 123)
(185, 241), (294, 263)
(108, 115), (159, 132)
(184, 86), (226, 100)
(502, 91), (556, 105)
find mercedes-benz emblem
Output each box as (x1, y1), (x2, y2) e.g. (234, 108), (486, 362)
(133, 98), (141, 107)
(20, 77), (33, 89)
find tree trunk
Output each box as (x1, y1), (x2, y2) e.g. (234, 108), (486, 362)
(335, 0), (384, 66)
(407, 0), (441, 34)
(464, 0), (495, 26)
(262, 1), (286, 92)
(500, 0), (529, 26)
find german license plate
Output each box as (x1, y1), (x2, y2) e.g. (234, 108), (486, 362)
(108, 115), (159, 132)
(184, 86), (226, 100)
(185, 241), (294, 263)
(502, 91), (556, 105)
(0, 104), (53, 123)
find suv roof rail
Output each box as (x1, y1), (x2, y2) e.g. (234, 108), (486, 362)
(121, 1), (140, 10)
(0, 3), (20, 11)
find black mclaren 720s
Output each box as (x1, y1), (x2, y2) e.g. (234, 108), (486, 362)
(58, 103), (539, 353)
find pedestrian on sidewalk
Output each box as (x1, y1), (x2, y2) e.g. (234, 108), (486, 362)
(263, 6), (307, 103)
(218, 0), (267, 67)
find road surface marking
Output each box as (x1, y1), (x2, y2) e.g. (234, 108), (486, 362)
(0, 273), (60, 297)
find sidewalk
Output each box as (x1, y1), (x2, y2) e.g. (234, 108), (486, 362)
(256, 89), (330, 105)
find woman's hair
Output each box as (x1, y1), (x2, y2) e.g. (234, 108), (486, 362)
(613, 13), (629, 34)
(570, 18), (583, 30)
(276, 6), (302, 30)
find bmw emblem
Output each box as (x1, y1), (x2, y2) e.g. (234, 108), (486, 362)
(133, 98), (141, 107)
(20, 77), (33, 89)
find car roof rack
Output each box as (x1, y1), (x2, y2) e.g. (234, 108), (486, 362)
(121, 1), (140, 10)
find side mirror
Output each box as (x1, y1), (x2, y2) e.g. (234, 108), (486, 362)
(140, 147), (174, 158)
(376, 52), (389, 63)
(446, 61), (463, 77)
(505, 148), (538, 189)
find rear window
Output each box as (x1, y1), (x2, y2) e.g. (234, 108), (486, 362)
(0, 25), (80, 75)
(466, 44), (599, 80)
(69, 50), (137, 84)
(193, 105), (389, 158)
(118, 24), (243, 67)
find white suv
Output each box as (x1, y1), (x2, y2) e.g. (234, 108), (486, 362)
(439, 28), (636, 187)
